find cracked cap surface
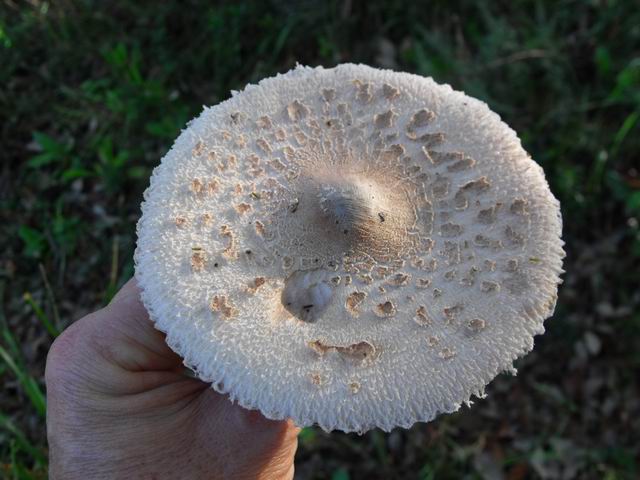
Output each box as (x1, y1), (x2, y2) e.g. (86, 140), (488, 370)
(135, 63), (564, 433)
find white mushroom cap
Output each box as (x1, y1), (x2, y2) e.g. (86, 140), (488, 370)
(135, 64), (564, 433)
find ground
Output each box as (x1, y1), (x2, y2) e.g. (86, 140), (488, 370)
(1, 1), (639, 479)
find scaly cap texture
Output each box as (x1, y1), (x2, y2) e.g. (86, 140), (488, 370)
(135, 64), (564, 433)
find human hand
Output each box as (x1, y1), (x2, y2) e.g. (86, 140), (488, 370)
(45, 279), (299, 479)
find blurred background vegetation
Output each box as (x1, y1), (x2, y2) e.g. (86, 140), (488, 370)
(1, 0), (639, 478)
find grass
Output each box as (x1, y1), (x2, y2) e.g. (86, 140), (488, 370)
(0, 281), (48, 479)
(1, 0), (639, 478)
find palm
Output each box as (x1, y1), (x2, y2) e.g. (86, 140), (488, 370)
(46, 280), (298, 479)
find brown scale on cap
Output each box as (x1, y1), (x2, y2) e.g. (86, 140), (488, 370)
(275, 128), (287, 141)
(287, 100), (310, 121)
(474, 234), (502, 249)
(440, 222), (464, 237)
(210, 295), (236, 319)
(443, 304), (463, 323)
(247, 277), (266, 295)
(207, 180), (220, 195)
(216, 157), (229, 172)
(256, 115), (272, 129)
(412, 257), (437, 271)
(353, 80), (373, 103)
(229, 111), (244, 125)
(282, 256), (294, 269)
(379, 145), (403, 163)
(322, 88), (336, 102)
(282, 146), (297, 162)
(505, 225), (526, 247)
(235, 203), (252, 215)
(254, 220), (266, 237)
(308, 340), (377, 364)
(190, 178), (204, 195)
(460, 266), (479, 287)
(444, 270), (457, 281)
(247, 154), (262, 168)
(454, 177), (491, 209)
(374, 110), (397, 129)
(510, 198), (528, 215)
(477, 204), (501, 224)
(346, 291), (366, 315)
(447, 156), (476, 172)
(442, 241), (461, 265)
(382, 83), (400, 100)
(504, 271), (530, 295)
(387, 273), (410, 286)
(309, 372), (324, 386)
(201, 213), (214, 226)
(467, 318), (487, 333)
(256, 138), (272, 154)
(235, 135), (247, 148)
(432, 175), (451, 199)
(374, 266), (390, 279)
(191, 248), (206, 272)
(410, 131), (445, 146)
(426, 150), (464, 166)
(269, 158), (287, 172)
(505, 259), (519, 272)
(414, 306), (431, 326)
(480, 280), (500, 293)
(482, 259), (496, 272)
(439, 347), (456, 360)
(375, 300), (396, 318)
(406, 109), (435, 140)
(192, 141), (204, 157)
(293, 130), (308, 146)
(462, 176), (491, 193)
(220, 225), (237, 258)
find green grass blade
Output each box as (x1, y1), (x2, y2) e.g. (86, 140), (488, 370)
(0, 412), (47, 466)
(0, 345), (47, 418)
(38, 264), (61, 333)
(611, 109), (639, 158)
(22, 293), (59, 338)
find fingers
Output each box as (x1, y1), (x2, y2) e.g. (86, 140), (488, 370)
(192, 389), (299, 478)
(87, 278), (186, 372)
(195, 388), (301, 442)
(107, 278), (152, 328)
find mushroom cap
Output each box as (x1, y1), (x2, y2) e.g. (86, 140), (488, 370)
(135, 64), (564, 433)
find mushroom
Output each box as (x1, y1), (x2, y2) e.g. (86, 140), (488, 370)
(135, 64), (564, 433)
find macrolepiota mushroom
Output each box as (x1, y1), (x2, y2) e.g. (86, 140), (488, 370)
(135, 64), (564, 433)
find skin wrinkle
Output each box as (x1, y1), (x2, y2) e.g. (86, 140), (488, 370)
(46, 279), (299, 479)
(104, 290), (181, 365)
(99, 334), (180, 373)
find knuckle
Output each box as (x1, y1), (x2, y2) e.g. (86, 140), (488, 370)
(45, 312), (99, 385)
